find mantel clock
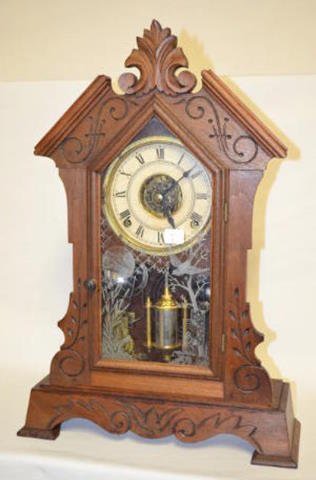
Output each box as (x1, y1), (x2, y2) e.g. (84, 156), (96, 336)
(18, 20), (300, 468)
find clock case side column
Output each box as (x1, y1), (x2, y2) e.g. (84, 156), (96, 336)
(223, 169), (272, 407)
(48, 168), (91, 386)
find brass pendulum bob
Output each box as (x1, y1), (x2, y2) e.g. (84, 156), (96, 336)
(145, 272), (188, 361)
(153, 284), (180, 358)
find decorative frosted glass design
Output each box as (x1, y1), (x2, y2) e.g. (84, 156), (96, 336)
(100, 121), (212, 366)
(100, 192), (212, 366)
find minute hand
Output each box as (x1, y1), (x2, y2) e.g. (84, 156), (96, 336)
(175, 165), (196, 184)
(163, 166), (196, 195)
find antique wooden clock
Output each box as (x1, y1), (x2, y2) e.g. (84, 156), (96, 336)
(18, 20), (300, 468)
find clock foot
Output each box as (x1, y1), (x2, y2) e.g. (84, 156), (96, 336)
(17, 424), (60, 440)
(251, 419), (300, 468)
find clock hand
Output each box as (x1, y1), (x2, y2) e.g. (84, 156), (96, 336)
(165, 209), (176, 229)
(162, 196), (176, 228)
(175, 165), (196, 184)
(162, 166), (196, 195)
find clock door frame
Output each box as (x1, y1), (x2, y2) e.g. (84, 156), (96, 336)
(87, 121), (225, 399)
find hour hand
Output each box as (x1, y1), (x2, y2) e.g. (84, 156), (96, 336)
(166, 210), (176, 229)
(162, 198), (176, 228)
(163, 167), (195, 196)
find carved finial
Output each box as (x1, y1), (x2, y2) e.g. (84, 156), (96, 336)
(118, 20), (197, 96)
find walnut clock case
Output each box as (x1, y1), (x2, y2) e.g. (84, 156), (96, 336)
(18, 20), (300, 468)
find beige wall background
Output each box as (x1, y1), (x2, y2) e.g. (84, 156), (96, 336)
(1, 0), (316, 81)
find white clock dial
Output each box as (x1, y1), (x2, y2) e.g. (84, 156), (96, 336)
(103, 136), (212, 255)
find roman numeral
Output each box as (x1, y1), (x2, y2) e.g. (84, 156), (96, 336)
(120, 209), (131, 220)
(156, 147), (164, 159)
(119, 209), (132, 227)
(191, 212), (203, 226)
(136, 153), (145, 165)
(115, 191), (126, 198)
(136, 224), (144, 238)
(119, 170), (131, 177)
(177, 153), (185, 165)
(195, 192), (209, 200)
(157, 231), (165, 244)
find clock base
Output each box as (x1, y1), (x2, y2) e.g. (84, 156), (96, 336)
(18, 377), (299, 468)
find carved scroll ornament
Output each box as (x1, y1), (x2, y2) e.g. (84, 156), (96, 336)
(228, 288), (272, 402)
(180, 95), (259, 164)
(48, 397), (262, 450)
(51, 279), (88, 380)
(60, 96), (131, 164)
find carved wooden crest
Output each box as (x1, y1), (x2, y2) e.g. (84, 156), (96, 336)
(118, 20), (197, 96)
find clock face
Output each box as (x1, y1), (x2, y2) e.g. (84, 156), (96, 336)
(103, 136), (212, 255)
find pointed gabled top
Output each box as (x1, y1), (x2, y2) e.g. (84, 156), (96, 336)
(34, 20), (286, 161)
